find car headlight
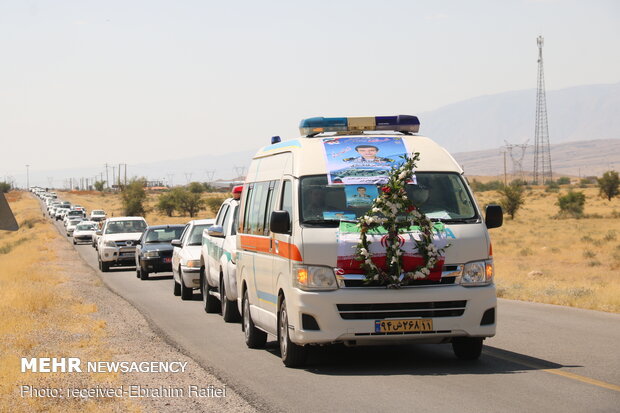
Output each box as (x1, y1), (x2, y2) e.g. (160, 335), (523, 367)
(461, 260), (494, 286)
(293, 265), (338, 291)
(144, 250), (160, 258)
(104, 240), (117, 248)
(185, 260), (201, 268)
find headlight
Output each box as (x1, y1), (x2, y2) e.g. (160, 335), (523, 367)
(185, 260), (201, 268)
(104, 241), (117, 248)
(461, 260), (494, 286)
(144, 250), (160, 258)
(293, 265), (338, 291)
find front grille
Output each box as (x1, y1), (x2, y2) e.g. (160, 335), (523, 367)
(342, 277), (456, 288)
(337, 300), (467, 320)
(114, 240), (133, 247)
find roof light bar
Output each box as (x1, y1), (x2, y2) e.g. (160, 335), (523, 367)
(299, 115), (419, 136)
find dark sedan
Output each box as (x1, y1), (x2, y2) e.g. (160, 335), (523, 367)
(135, 225), (186, 280)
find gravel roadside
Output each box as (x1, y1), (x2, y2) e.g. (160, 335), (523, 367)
(51, 221), (257, 412)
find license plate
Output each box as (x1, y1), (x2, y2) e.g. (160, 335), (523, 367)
(374, 318), (433, 333)
(163, 257), (172, 263)
(120, 252), (134, 257)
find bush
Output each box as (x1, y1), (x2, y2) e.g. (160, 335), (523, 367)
(188, 182), (205, 194)
(94, 180), (106, 192)
(470, 179), (503, 192)
(156, 192), (177, 217)
(545, 180), (560, 192)
(498, 182), (525, 219)
(556, 177), (570, 185)
(556, 190), (586, 218)
(174, 188), (205, 217)
(0, 182), (11, 193)
(121, 178), (147, 216)
(205, 196), (226, 214)
(597, 170), (620, 201)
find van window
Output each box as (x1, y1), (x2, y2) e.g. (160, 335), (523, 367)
(281, 180), (293, 217)
(248, 182), (270, 235)
(242, 185), (254, 233)
(299, 172), (478, 227)
(262, 181), (280, 235)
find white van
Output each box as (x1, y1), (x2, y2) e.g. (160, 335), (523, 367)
(236, 115), (503, 367)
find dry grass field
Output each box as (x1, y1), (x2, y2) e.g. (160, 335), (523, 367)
(59, 186), (620, 313)
(476, 186), (620, 313)
(61, 190), (226, 226)
(0, 192), (137, 412)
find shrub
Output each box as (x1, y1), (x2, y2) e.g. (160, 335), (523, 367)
(174, 188), (205, 217)
(0, 182), (11, 193)
(121, 178), (147, 216)
(156, 192), (177, 217)
(545, 180), (560, 193)
(470, 179), (503, 192)
(498, 182), (525, 219)
(205, 196), (226, 214)
(597, 170), (620, 201)
(188, 182), (205, 194)
(94, 180), (106, 192)
(556, 190), (586, 218)
(556, 177), (570, 185)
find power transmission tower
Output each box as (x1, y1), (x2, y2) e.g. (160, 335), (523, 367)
(184, 172), (193, 184)
(532, 35), (553, 185)
(205, 170), (216, 182)
(233, 166), (246, 179)
(504, 140), (529, 183)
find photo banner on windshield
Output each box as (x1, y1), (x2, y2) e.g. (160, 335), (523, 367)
(321, 137), (409, 185)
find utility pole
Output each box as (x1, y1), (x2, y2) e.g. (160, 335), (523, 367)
(25, 164), (30, 189)
(532, 35), (553, 185)
(499, 149), (507, 186)
(124, 163), (127, 186)
(105, 163), (110, 189)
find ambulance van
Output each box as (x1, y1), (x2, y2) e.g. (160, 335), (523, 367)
(236, 115), (503, 367)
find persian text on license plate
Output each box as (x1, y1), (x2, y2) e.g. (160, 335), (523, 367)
(120, 252), (134, 257)
(374, 318), (433, 333)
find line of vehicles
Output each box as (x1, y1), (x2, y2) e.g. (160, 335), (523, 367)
(32, 115), (504, 368)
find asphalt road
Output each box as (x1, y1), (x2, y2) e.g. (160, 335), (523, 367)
(52, 219), (620, 412)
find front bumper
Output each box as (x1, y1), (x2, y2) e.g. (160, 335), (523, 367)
(180, 265), (201, 288)
(141, 256), (173, 273)
(100, 246), (136, 265)
(285, 284), (497, 346)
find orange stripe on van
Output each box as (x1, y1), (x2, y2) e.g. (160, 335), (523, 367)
(239, 234), (302, 262)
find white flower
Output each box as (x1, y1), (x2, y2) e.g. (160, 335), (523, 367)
(414, 271), (425, 279)
(421, 267), (430, 275)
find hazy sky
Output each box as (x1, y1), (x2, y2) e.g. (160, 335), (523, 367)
(1, 0), (619, 186)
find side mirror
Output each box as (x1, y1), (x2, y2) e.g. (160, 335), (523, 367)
(270, 210), (291, 234)
(171, 239), (182, 247)
(96, 230), (102, 235)
(485, 204), (503, 229)
(207, 225), (225, 238)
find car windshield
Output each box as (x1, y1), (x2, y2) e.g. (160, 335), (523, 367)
(144, 227), (185, 243)
(76, 224), (95, 231)
(187, 224), (211, 245)
(105, 220), (147, 234)
(300, 172), (478, 227)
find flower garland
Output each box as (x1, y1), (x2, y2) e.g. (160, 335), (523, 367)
(355, 153), (448, 288)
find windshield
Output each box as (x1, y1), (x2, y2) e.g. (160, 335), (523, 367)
(300, 173), (478, 226)
(187, 224), (211, 245)
(76, 224), (95, 231)
(105, 220), (147, 234)
(144, 227), (185, 243)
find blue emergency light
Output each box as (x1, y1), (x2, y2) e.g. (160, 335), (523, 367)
(299, 115), (420, 136)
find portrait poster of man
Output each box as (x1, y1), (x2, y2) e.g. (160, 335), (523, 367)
(321, 137), (408, 185)
(345, 185), (378, 208)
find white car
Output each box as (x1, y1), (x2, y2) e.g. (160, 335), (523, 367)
(65, 218), (83, 236)
(90, 210), (106, 222)
(97, 217), (148, 272)
(171, 219), (215, 300)
(201, 197), (240, 321)
(72, 221), (98, 244)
